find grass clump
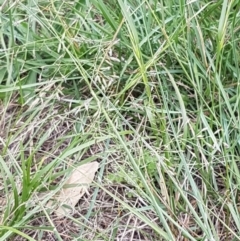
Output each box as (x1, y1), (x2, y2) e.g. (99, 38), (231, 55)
(0, 0), (240, 240)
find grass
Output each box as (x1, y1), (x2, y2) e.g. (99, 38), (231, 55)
(0, 0), (239, 240)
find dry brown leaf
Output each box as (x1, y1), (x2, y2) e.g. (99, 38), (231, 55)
(47, 161), (99, 217)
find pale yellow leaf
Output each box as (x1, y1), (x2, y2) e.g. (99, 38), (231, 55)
(47, 161), (99, 218)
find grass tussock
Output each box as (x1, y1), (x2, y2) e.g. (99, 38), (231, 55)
(0, 0), (240, 240)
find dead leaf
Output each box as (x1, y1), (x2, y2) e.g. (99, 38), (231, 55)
(47, 161), (99, 217)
